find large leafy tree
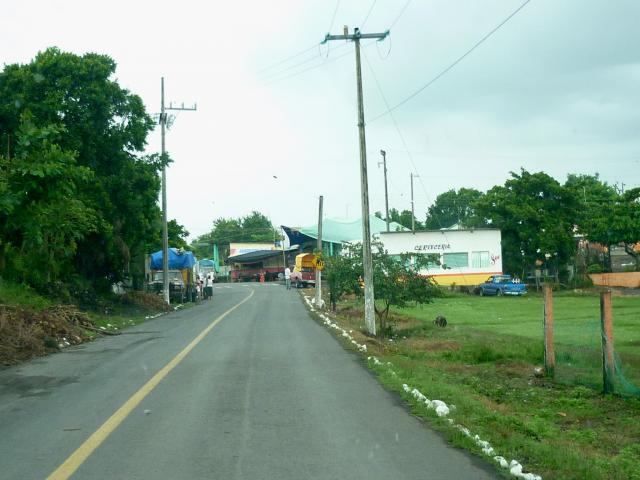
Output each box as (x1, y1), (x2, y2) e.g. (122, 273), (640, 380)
(0, 118), (96, 288)
(475, 169), (578, 278)
(192, 211), (277, 262)
(424, 188), (486, 229)
(0, 48), (161, 291)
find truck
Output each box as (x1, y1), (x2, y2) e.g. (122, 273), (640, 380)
(477, 275), (527, 296)
(146, 248), (198, 302)
(291, 253), (316, 288)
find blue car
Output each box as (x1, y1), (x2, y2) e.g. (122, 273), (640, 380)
(478, 275), (527, 296)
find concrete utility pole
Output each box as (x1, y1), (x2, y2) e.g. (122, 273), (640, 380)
(315, 195), (324, 308)
(322, 26), (389, 336)
(379, 150), (389, 232)
(410, 173), (419, 233)
(159, 77), (196, 305)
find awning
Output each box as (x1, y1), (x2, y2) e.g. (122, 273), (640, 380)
(227, 250), (285, 264)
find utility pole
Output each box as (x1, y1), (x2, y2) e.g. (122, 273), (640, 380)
(379, 150), (389, 232)
(159, 77), (196, 305)
(315, 195), (324, 308)
(322, 26), (388, 336)
(410, 173), (419, 233)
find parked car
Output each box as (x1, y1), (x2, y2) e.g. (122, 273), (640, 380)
(477, 275), (527, 296)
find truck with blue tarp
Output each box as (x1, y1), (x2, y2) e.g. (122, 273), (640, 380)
(146, 248), (198, 302)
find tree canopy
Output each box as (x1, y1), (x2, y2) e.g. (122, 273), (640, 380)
(475, 169), (579, 278)
(0, 48), (163, 293)
(191, 211), (277, 262)
(424, 188), (486, 229)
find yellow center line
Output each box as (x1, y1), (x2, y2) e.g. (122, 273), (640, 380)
(47, 289), (255, 480)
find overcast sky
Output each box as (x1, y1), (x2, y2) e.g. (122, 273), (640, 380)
(3, 0), (639, 239)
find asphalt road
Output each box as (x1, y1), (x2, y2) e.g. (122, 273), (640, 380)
(0, 283), (497, 480)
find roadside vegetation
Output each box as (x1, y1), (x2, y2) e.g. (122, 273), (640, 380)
(0, 278), (170, 366)
(315, 290), (640, 480)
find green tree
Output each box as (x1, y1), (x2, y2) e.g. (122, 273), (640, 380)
(325, 241), (441, 336)
(570, 181), (640, 271)
(388, 208), (421, 230)
(0, 118), (96, 288)
(424, 188), (486, 229)
(0, 48), (160, 291)
(475, 169), (578, 279)
(195, 212), (277, 263)
(166, 220), (190, 251)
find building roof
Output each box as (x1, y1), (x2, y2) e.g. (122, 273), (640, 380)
(283, 216), (407, 246)
(227, 250), (283, 264)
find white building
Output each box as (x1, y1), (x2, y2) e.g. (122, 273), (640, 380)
(379, 229), (503, 286)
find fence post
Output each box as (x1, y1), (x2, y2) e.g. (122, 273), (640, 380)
(600, 290), (615, 394)
(543, 284), (555, 377)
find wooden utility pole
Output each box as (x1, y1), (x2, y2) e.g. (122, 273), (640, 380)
(410, 173), (419, 233)
(159, 77), (196, 304)
(315, 195), (324, 308)
(600, 290), (615, 394)
(543, 284), (555, 377)
(379, 150), (389, 232)
(322, 26), (389, 336)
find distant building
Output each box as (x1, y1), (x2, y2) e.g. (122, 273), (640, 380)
(379, 229), (503, 286)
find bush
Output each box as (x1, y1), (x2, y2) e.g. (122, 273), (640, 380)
(586, 263), (603, 273)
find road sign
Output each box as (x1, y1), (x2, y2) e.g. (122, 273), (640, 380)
(315, 259), (325, 271)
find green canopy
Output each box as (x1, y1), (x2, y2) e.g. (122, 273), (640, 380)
(297, 216), (406, 244)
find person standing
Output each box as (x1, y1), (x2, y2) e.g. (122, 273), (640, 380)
(284, 266), (291, 290)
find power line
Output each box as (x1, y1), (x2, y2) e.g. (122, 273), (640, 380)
(255, 0), (341, 76)
(327, 0), (341, 33)
(259, 42), (351, 82)
(363, 51), (472, 283)
(361, 0), (378, 28)
(256, 44), (320, 75)
(389, 0), (412, 29)
(368, 0), (532, 123)
(264, 40), (377, 85)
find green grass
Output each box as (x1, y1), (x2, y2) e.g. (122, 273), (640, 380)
(0, 278), (53, 310)
(329, 291), (640, 480)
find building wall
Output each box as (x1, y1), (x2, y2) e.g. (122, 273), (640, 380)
(589, 272), (640, 288)
(379, 229), (503, 286)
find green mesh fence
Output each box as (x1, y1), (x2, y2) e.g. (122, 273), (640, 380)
(553, 295), (640, 397)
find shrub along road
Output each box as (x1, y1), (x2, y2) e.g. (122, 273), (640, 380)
(0, 283), (496, 480)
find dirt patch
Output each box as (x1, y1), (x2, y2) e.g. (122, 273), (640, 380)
(0, 304), (94, 365)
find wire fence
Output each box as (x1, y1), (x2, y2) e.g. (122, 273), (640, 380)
(551, 290), (640, 398)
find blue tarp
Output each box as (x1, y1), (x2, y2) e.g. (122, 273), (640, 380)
(150, 248), (197, 270)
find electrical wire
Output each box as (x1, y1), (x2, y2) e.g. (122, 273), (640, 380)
(389, 0), (412, 30)
(256, 0), (341, 76)
(256, 44), (320, 75)
(363, 49), (473, 284)
(327, 0), (341, 33)
(264, 40), (376, 86)
(368, 0), (532, 123)
(361, 0), (378, 28)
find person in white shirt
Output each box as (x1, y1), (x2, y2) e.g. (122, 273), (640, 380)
(284, 266), (291, 290)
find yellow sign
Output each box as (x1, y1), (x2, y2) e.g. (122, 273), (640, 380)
(315, 259), (325, 271)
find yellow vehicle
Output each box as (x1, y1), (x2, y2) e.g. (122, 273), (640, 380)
(293, 253), (316, 287)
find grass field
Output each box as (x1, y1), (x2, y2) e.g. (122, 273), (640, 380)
(329, 290), (640, 480)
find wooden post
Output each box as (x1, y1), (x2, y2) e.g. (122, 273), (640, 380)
(543, 284), (555, 377)
(600, 290), (615, 394)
